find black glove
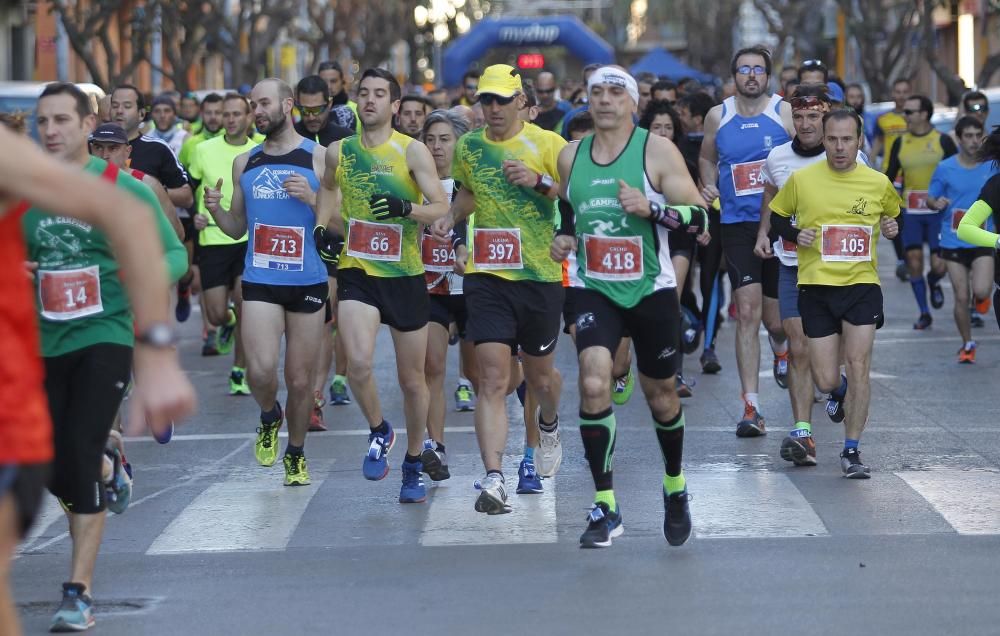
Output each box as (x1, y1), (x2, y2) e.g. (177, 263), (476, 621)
(369, 192), (413, 220)
(313, 225), (343, 265)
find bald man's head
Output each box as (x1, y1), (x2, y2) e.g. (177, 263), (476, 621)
(251, 78), (294, 138)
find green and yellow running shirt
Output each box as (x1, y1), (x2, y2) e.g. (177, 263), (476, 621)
(452, 122), (566, 283)
(21, 157), (187, 358)
(565, 127), (676, 308)
(336, 131), (424, 277)
(886, 131), (957, 214)
(188, 135), (257, 246)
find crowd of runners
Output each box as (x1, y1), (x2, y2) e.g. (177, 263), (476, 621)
(2, 46), (999, 634)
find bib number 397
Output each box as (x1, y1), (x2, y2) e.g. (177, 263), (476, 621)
(39, 266), (103, 321)
(583, 234), (643, 281)
(253, 223), (305, 271)
(472, 228), (523, 270)
(821, 225), (872, 262)
(731, 160), (766, 197)
(347, 219), (403, 262)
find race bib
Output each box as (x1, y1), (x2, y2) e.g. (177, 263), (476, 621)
(950, 208), (986, 232)
(38, 266), (103, 321)
(821, 225), (872, 262)
(421, 235), (455, 272)
(583, 234), (644, 281)
(347, 219), (403, 262)
(731, 160), (766, 197)
(472, 228), (522, 270)
(780, 237), (798, 253)
(253, 223), (305, 271)
(905, 190), (933, 215)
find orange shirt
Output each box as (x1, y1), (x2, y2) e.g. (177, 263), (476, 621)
(0, 203), (53, 464)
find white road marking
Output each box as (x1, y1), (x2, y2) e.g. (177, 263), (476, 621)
(757, 370), (896, 379)
(124, 426), (477, 443)
(18, 494), (64, 553)
(688, 471), (828, 538)
(147, 461), (332, 554)
(420, 457), (557, 547)
(897, 471), (1000, 535)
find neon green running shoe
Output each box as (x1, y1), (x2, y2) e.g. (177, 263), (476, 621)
(229, 367), (250, 395)
(216, 308), (237, 355)
(283, 453), (310, 486)
(255, 412), (282, 466)
(611, 369), (635, 406)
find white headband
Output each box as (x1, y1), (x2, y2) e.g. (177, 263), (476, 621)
(587, 67), (640, 105)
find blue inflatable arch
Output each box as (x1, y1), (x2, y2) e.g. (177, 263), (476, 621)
(442, 16), (615, 87)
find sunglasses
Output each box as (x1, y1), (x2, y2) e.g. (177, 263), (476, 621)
(297, 103), (329, 117)
(801, 59), (827, 69)
(967, 103), (988, 112)
(479, 93), (516, 106)
(737, 65), (767, 76)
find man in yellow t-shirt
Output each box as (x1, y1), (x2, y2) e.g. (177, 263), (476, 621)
(769, 110), (900, 480)
(871, 78), (911, 281)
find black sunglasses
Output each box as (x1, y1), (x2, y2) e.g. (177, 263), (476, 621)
(801, 59), (827, 69)
(479, 93), (516, 106)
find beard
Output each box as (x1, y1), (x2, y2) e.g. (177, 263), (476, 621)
(736, 81), (764, 98)
(258, 109), (287, 138)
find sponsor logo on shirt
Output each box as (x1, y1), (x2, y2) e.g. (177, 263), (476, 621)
(252, 167), (293, 200)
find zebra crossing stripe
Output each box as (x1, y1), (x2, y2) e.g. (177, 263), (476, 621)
(896, 471), (1000, 535)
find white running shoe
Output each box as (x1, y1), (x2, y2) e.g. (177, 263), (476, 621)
(474, 473), (510, 514)
(537, 412), (563, 478)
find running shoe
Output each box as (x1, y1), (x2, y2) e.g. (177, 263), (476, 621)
(399, 460), (427, 503)
(474, 473), (511, 515)
(104, 448), (132, 514)
(50, 582), (95, 632)
(958, 342), (976, 364)
(363, 422), (395, 481)
(611, 369), (635, 405)
(537, 414), (563, 477)
(454, 383), (475, 412)
(700, 348), (721, 374)
(216, 308), (237, 355)
(579, 502), (624, 549)
(201, 330), (219, 356)
(255, 408), (283, 467)
(929, 277), (945, 309)
(840, 448), (871, 479)
(175, 284), (192, 323)
(826, 376), (847, 423)
(975, 296), (991, 316)
(895, 261), (908, 282)
(780, 429), (817, 466)
(773, 351), (790, 389)
(680, 306), (702, 354)
(229, 367), (250, 396)
(283, 453), (311, 486)
(420, 439), (450, 481)
(516, 458), (543, 494)
(663, 488), (692, 546)
(913, 312), (933, 330)
(153, 421), (173, 444)
(309, 392), (327, 432)
(676, 373), (693, 398)
(971, 312), (985, 328)
(328, 376), (352, 405)
(735, 402), (766, 437)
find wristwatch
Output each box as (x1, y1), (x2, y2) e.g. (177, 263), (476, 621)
(137, 322), (178, 349)
(534, 173), (555, 194)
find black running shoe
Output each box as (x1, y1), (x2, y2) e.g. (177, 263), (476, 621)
(839, 448), (871, 479)
(700, 348), (721, 374)
(579, 502), (624, 549)
(663, 489), (692, 546)
(929, 278), (945, 309)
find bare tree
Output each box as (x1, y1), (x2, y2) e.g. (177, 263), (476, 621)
(49, 0), (156, 90)
(835, 0), (923, 101)
(677, 0), (743, 79)
(152, 1), (220, 95)
(917, 0), (968, 104)
(297, 0), (422, 73)
(751, 0), (816, 66)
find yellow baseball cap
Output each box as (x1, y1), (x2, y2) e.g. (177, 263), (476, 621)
(476, 64), (523, 98)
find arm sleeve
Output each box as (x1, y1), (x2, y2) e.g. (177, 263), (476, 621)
(452, 219), (468, 249)
(556, 198), (575, 236)
(885, 137), (903, 183)
(158, 145), (190, 190)
(956, 199), (999, 248)
(940, 134), (958, 159)
(770, 213), (799, 243)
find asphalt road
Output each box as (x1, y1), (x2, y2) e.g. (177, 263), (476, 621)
(14, 242), (1000, 635)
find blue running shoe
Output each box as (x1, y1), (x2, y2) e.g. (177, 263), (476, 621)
(515, 458), (543, 494)
(174, 285), (192, 323)
(399, 460), (427, 503)
(826, 374), (847, 424)
(363, 423), (395, 481)
(663, 489), (692, 546)
(153, 421), (174, 444)
(50, 582), (95, 632)
(329, 376), (352, 405)
(579, 502), (624, 548)
(104, 448), (132, 514)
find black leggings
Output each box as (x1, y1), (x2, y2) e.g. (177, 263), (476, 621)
(694, 206), (725, 350)
(45, 343), (132, 514)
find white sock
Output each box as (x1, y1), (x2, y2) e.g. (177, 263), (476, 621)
(768, 335), (788, 355)
(744, 392), (760, 409)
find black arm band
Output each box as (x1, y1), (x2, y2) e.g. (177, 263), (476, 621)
(770, 214), (800, 243)
(649, 203), (708, 235)
(452, 220), (468, 249)
(557, 198), (576, 237)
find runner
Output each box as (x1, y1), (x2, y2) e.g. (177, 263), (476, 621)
(957, 127), (1000, 328)
(431, 64), (567, 514)
(22, 83), (194, 632)
(189, 93), (261, 395)
(202, 78), (328, 487)
(872, 78), (913, 282)
(397, 94), (432, 138)
(937, 119), (999, 341)
(769, 109), (900, 478)
(315, 68), (448, 503)
(550, 66), (707, 547)
(148, 95), (189, 157)
(294, 75), (354, 146)
(700, 46), (793, 437)
(420, 109), (471, 480)
(753, 85), (866, 466)
(886, 94), (958, 330)
(317, 60), (360, 131)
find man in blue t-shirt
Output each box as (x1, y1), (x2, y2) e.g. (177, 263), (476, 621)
(927, 116), (998, 363)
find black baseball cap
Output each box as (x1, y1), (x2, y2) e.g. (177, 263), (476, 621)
(89, 123), (129, 145)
